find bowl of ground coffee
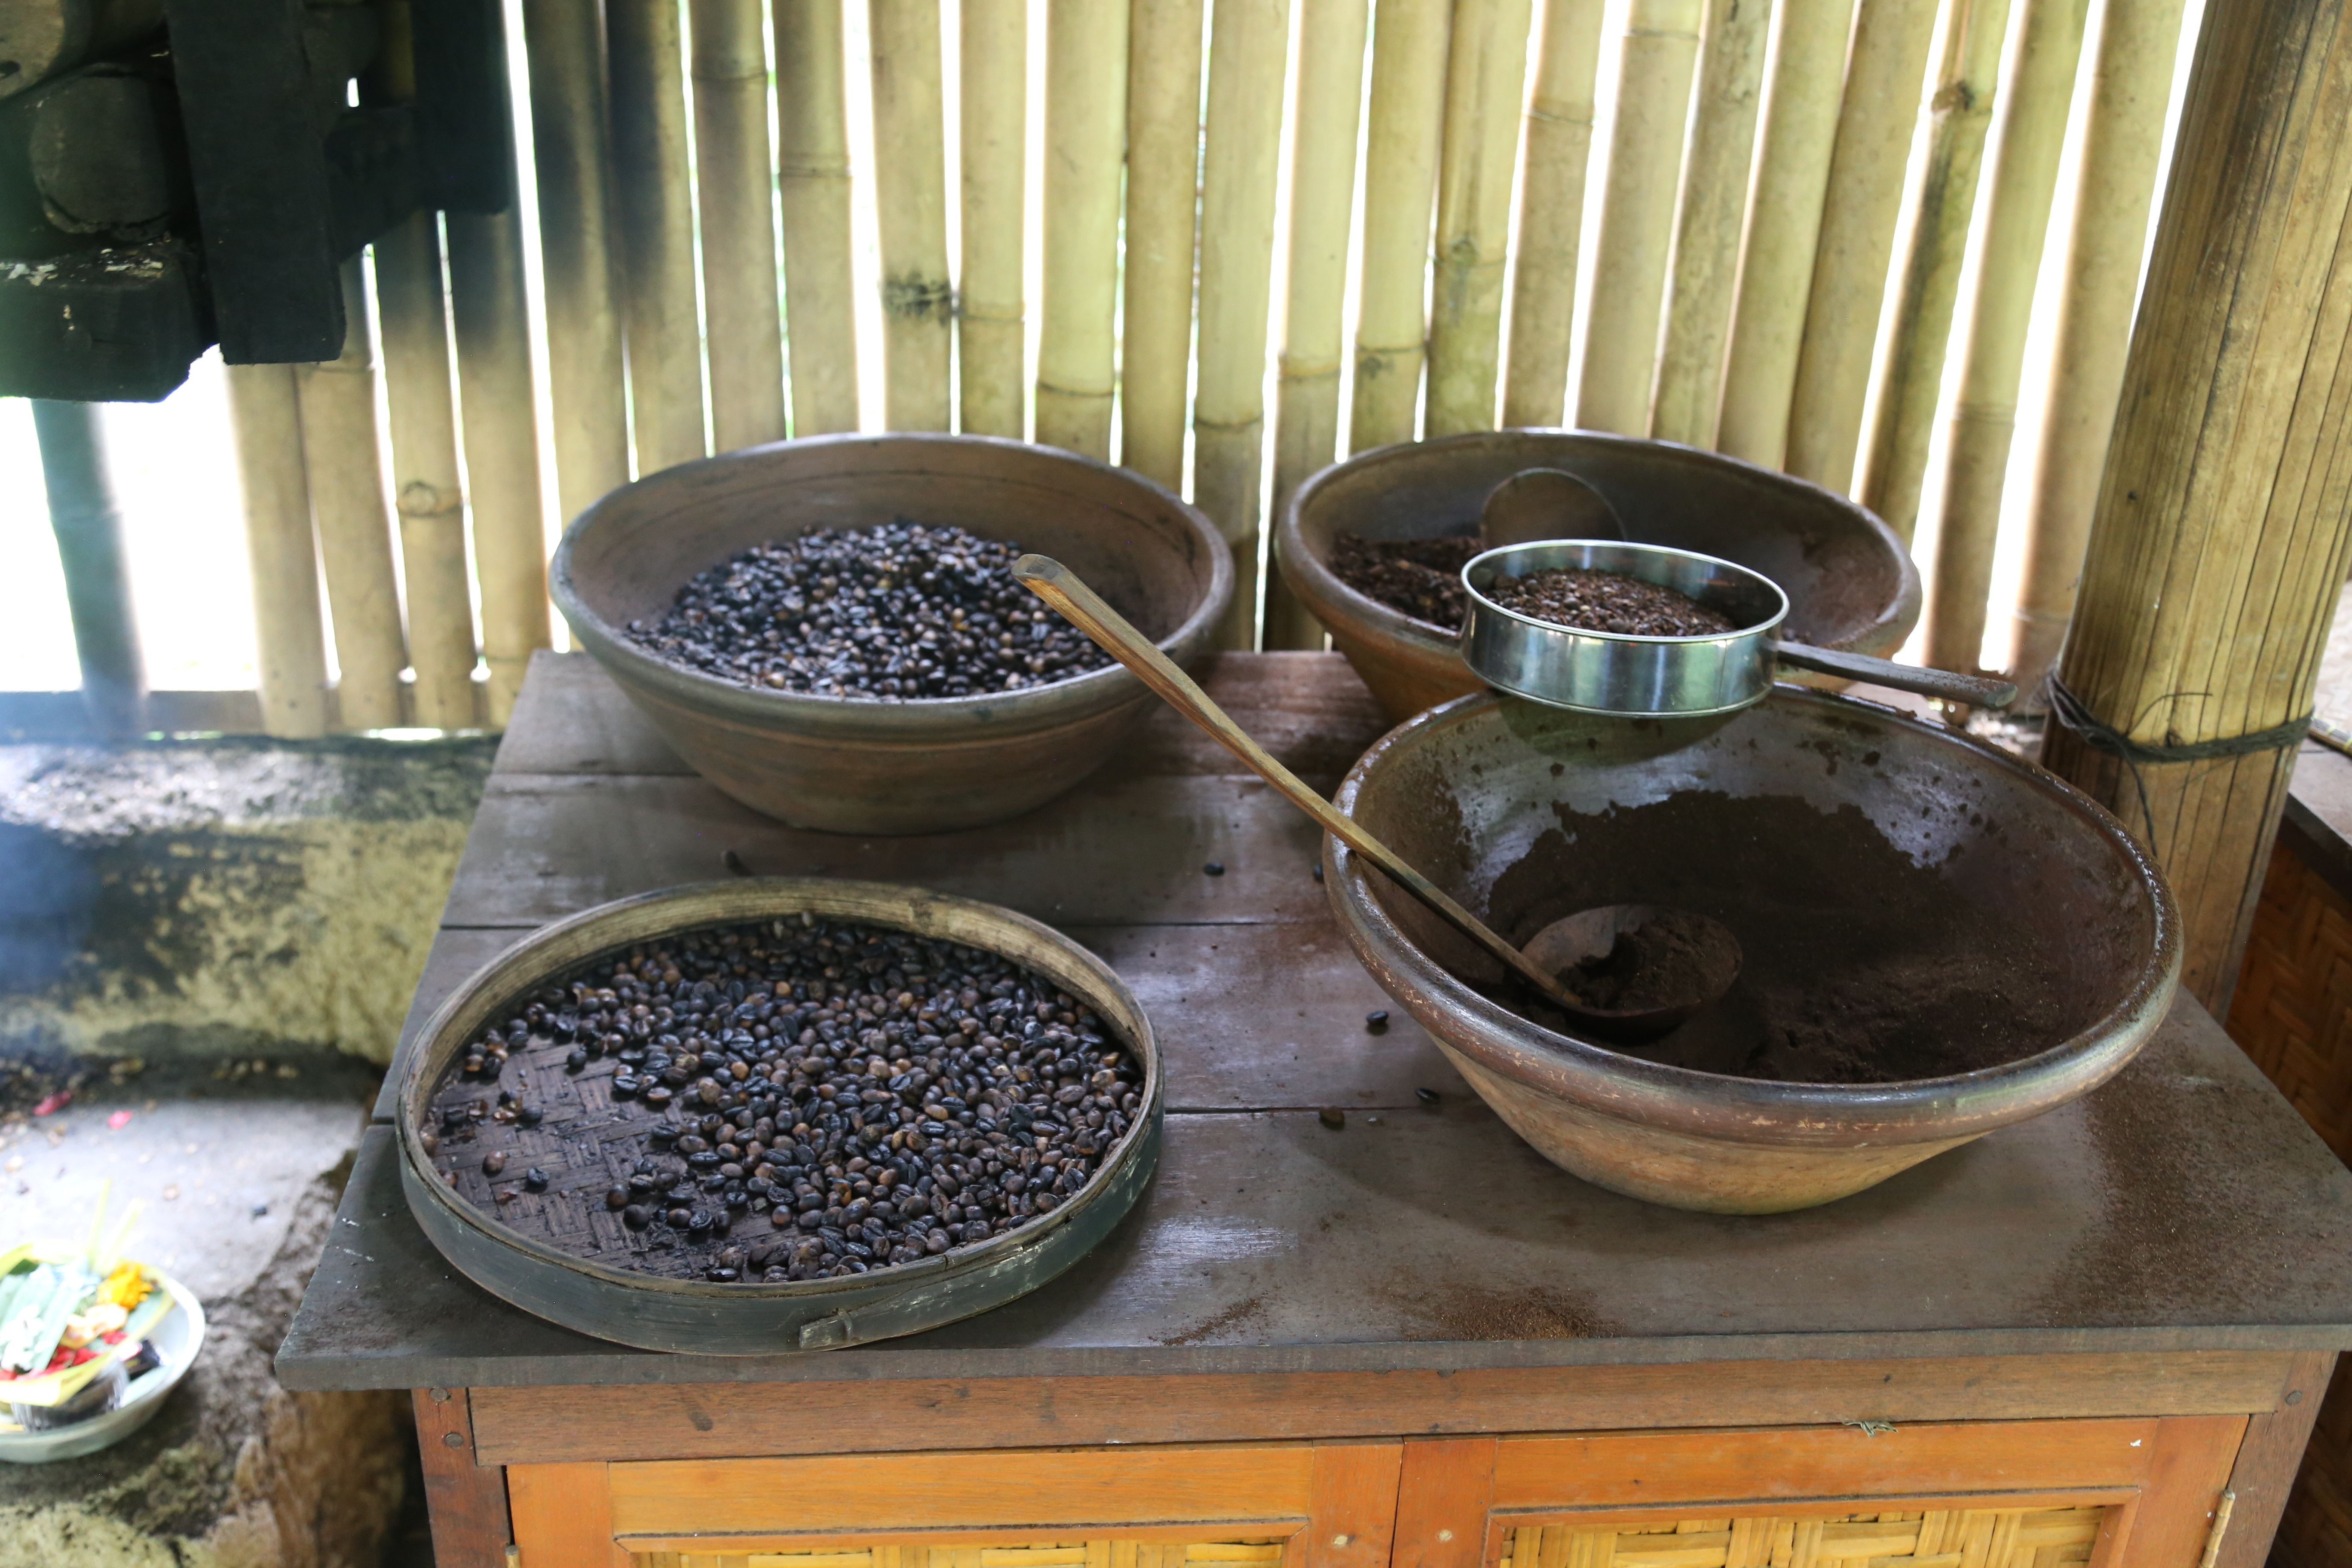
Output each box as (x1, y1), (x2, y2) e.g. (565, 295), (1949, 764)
(1274, 431), (1918, 721)
(554, 434), (1232, 832)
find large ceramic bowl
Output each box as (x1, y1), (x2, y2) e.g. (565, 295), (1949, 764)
(554, 434), (1233, 834)
(1276, 430), (1921, 720)
(1325, 688), (2179, 1213)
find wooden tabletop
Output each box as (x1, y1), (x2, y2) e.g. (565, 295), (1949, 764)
(277, 652), (2352, 1391)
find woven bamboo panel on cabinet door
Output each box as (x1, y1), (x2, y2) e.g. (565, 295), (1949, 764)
(642, 1540), (1290, 1568)
(1495, 1507), (2106, 1568)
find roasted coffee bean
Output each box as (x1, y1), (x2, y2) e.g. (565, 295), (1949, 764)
(1203, 861), (1225, 876)
(623, 1204), (652, 1230)
(566, 1048), (589, 1072)
(606, 1186), (630, 1210)
(1365, 1010), (1389, 1032)
(524, 1167), (550, 1191)
(1415, 1087), (1441, 1108)
(516, 1104), (544, 1127)
(667, 1207), (693, 1229)
(482, 1152), (507, 1174)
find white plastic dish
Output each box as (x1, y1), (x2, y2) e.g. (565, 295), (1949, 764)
(0, 1272), (205, 1464)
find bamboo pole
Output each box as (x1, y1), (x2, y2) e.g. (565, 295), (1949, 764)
(522, 0), (631, 516)
(1783, 0), (1941, 491)
(2040, 0), (2352, 1012)
(775, 0), (862, 434)
(374, 211), (481, 729)
(1917, 0), (2089, 670)
(695, 0), (790, 452)
(228, 363), (329, 738)
(1714, 0), (1856, 468)
(32, 402), (146, 736)
(447, 208), (553, 726)
(868, 0), (953, 432)
(296, 257), (407, 732)
(1859, 0), (2050, 542)
(1266, 0), (1371, 648)
(2010, 0), (2191, 695)
(610, 0), (707, 474)
(1649, 0), (1769, 447)
(1194, 0), (1292, 647)
(1571, 0), (1698, 435)
(1119, 0), (1207, 489)
(1502, 0), (1608, 429)
(1035, 0), (1130, 459)
(959, 0), (1027, 439)
(1424, 0), (1537, 438)
(1348, 0), (1451, 452)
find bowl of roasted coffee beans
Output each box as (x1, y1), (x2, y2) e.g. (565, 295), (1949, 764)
(1273, 430), (1919, 721)
(552, 433), (1232, 833)
(397, 877), (1161, 1354)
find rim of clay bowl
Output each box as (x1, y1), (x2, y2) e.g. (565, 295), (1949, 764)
(551, 432), (1235, 741)
(1276, 429), (1923, 666)
(1325, 686), (2182, 1149)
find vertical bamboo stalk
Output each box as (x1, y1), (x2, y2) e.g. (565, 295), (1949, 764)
(1860, 0), (2049, 542)
(1501, 0), (1608, 429)
(1573, 0), (1700, 435)
(610, 0), (707, 474)
(523, 0), (631, 515)
(375, 211), (481, 729)
(1267, 0), (1371, 648)
(1035, 0), (1131, 459)
(228, 363), (329, 738)
(1349, 0), (1451, 452)
(32, 402), (146, 736)
(1425, 0), (1537, 438)
(959, 0), (1027, 438)
(297, 257), (407, 731)
(1649, 0), (1770, 447)
(1118, 0), (1207, 488)
(1714, 0), (1856, 468)
(1194, 0), (1293, 647)
(1917, 0), (2089, 669)
(868, 0), (953, 432)
(1783, 0), (1941, 491)
(2040, 0), (2352, 1011)
(695, 0), (789, 452)
(447, 208), (553, 726)
(775, 0), (863, 433)
(2010, 0), (2192, 694)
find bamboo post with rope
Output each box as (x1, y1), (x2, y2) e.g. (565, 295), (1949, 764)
(695, 0), (790, 451)
(1502, 0), (1609, 430)
(2010, 0), (2191, 695)
(374, 211), (481, 729)
(609, 0), (707, 474)
(1425, 0), (1537, 438)
(1119, 0), (1207, 491)
(1194, 0), (1293, 647)
(1267, 0), (1371, 649)
(2040, 0), (2352, 1013)
(1917, 0), (2090, 673)
(228, 363), (329, 739)
(1348, 0), (1451, 452)
(775, 0), (862, 434)
(296, 257), (408, 731)
(522, 0), (630, 517)
(1649, 0), (1769, 447)
(447, 207), (553, 726)
(869, 0), (954, 432)
(1714, 0), (1855, 468)
(1783, 0), (1941, 492)
(1035, 0), (1130, 460)
(1859, 0), (2046, 542)
(959, 0), (1027, 439)
(1572, 0), (1697, 435)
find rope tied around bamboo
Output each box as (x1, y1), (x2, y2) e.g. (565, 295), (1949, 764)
(2043, 673), (2313, 859)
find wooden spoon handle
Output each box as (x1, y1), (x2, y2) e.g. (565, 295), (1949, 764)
(1013, 554), (1574, 1005)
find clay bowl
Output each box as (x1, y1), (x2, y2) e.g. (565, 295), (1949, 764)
(1275, 430), (1922, 720)
(1326, 688), (2180, 1214)
(553, 433), (1232, 833)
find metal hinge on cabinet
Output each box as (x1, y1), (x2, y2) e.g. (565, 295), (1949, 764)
(2196, 1488), (2238, 1568)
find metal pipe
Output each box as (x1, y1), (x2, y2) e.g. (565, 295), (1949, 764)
(31, 400), (146, 736)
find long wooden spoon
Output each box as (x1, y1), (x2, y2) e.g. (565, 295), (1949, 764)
(1013, 554), (1742, 1041)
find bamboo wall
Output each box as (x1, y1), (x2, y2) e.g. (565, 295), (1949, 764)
(212, 0), (2206, 728)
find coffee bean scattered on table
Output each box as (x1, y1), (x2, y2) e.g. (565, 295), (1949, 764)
(424, 916), (1147, 1284)
(625, 522), (1114, 700)
(1485, 567), (1737, 637)
(1328, 533), (1480, 631)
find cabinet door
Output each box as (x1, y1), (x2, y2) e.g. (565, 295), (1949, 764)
(1391, 1419), (2245, 1568)
(507, 1440), (1403, 1568)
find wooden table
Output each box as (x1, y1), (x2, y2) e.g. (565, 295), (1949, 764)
(279, 652), (2352, 1568)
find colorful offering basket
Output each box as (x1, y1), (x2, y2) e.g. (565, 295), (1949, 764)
(0, 1244), (173, 1409)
